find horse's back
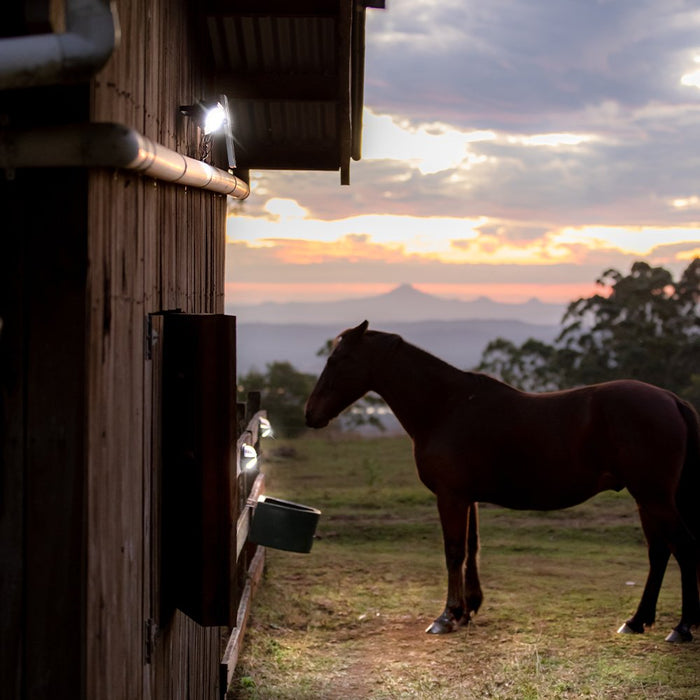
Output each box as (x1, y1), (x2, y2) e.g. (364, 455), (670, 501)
(527, 379), (686, 504)
(419, 377), (688, 510)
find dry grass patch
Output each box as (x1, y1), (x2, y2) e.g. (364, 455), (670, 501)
(230, 436), (700, 699)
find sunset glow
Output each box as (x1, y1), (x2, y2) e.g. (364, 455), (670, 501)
(225, 281), (604, 306)
(225, 4), (700, 311)
(508, 133), (595, 147)
(415, 282), (603, 304)
(228, 210), (699, 269)
(681, 56), (700, 89)
(362, 110), (495, 174)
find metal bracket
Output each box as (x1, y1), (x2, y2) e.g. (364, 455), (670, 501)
(145, 309), (182, 360)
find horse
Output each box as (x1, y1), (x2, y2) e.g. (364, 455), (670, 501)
(304, 321), (700, 643)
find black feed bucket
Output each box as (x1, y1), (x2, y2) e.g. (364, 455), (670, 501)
(248, 496), (321, 553)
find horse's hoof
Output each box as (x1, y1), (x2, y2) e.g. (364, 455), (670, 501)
(617, 622), (643, 635)
(665, 626), (693, 643)
(426, 619), (455, 634)
(466, 593), (483, 616)
(425, 613), (460, 634)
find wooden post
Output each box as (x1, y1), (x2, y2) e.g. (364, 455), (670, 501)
(246, 391), (261, 424)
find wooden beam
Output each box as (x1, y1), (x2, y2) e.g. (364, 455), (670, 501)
(234, 145), (340, 171)
(337, 0), (353, 184)
(351, 4), (366, 161)
(235, 473), (265, 559)
(221, 546), (266, 689)
(205, 0), (339, 17)
(217, 74), (337, 101)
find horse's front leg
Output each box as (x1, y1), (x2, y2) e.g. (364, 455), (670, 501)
(465, 502), (483, 616)
(426, 493), (471, 634)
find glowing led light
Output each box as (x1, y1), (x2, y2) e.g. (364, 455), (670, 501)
(241, 444), (258, 471)
(179, 95), (236, 167)
(259, 417), (274, 438)
(203, 102), (226, 135)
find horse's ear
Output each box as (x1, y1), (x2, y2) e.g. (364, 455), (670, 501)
(344, 320), (369, 343)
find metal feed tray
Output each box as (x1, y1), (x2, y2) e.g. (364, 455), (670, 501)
(248, 496), (321, 553)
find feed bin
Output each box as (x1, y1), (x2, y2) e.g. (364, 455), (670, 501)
(248, 496), (321, 553)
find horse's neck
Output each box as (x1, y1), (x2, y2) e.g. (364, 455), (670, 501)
(370, 340), (464, 439)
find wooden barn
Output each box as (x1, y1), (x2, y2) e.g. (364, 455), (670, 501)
(0, 1), (382, 698)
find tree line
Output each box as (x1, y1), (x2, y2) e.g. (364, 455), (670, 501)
(237, 349), (386, 437)
(238, 259), (700, 436)
(477, 259), (699, 409)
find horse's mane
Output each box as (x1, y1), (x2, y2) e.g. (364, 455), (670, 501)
(465, 370), (514, 391)
(370, 330), (458, 372)
(369, 329), (516, 394)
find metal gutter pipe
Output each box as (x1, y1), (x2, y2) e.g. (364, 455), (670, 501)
(0, 0), (119, 89)
(0, 122), (250, 198)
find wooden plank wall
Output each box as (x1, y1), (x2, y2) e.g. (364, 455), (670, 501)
(0, 83), (91, 700)
(87, 1), (228, 698)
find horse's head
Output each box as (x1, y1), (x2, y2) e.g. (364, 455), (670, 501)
(305, 320), (374, 429)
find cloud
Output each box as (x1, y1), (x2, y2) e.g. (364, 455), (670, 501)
(362, 110), (495, 174)
(364, 1), (700, 130)
(476, 224), (552, 243)
(556, 226), (700, 256)
(681, 55), (700, 88)
(225, 226), (698, 283)
(231, 107), (700, 229)
(225, 2), (700, 305)
(225, 238), (694, 295)
(257, 235), (413, 265)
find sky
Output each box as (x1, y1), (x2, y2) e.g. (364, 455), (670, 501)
(225, 0), (700, 307)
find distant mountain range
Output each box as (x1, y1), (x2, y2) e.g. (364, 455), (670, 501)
(235, 319), (561, 375)
(228, 285), (566, 375)
(228, 283), (567, 325)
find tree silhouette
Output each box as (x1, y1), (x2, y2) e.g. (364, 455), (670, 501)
(237, 361), (317, 438)
(478, 259), (700, 409)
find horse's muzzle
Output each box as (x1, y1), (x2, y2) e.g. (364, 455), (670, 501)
(304, 408), (329, 429)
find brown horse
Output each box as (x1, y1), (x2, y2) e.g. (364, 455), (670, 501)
(304, 321), (700, 642)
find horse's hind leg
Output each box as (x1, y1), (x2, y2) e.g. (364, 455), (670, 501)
(666, 534), (700, 642)
(626, 503), (700, 642)
(618, 530), (670, 634)
(426, 493), (471, 634)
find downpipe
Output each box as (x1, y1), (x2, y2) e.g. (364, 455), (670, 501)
(0, 0), (119, 89)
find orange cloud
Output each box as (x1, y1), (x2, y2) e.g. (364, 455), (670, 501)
(225, 281), (397, 304)
(678, 247), (700, 261)
(262, 235), (422, 265)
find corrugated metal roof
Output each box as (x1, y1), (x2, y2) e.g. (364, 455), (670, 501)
(202, 1), (384, 184)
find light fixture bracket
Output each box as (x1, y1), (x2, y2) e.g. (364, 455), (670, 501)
(179, 95), (236, 169)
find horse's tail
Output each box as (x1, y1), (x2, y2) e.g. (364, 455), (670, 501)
(675, 397), (700, 540)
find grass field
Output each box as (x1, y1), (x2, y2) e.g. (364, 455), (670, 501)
(230, 435), (700, 699)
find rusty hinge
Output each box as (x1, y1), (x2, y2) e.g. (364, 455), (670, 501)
(145, 618), (159, 664)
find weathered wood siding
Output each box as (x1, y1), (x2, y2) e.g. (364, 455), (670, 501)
(0, 162), (89, 700)
(87, 1), (227, 698)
